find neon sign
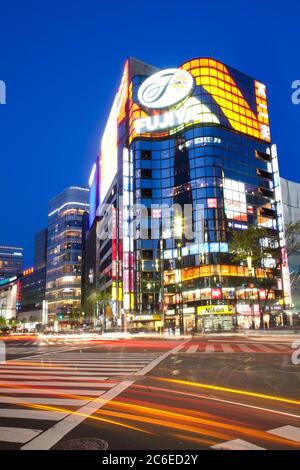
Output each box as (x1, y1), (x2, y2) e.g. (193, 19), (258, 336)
(135, 97), (219, 134)
(137, 68), (194, 110)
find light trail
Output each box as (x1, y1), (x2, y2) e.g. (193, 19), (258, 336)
(157, 377), (300, 406)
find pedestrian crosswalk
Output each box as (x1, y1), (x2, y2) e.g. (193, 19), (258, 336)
(5, 346), (83, 356)
(182, 342), (292, 354)
(0, 350), (164, 449)
(211, 425), (300, 450)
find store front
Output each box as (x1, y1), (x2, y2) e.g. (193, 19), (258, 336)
(196, 305), (234, 332)
(236, 304), (261, 329)
(129, 314), (162, 333)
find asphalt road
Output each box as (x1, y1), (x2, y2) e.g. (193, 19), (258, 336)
(0, 335), (300, 450)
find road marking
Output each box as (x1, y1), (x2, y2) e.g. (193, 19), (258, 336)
(0, 396), (89, 406)
(0, 408), (68, 420)
(254, 344), (276, 353)
(20, 360), (155, 365)
(21, 341), (187, 450)
(0, 427), (42, 443)
(211, 438), (265, 450)
(0, 388), (108, 396)
(237, 344), (256, 353)
(0, 365), (141, 371)
(221, 343), (234, 353)
(0, 369), (111, 376)
(272, 344), (289, 351)
(186, 345), (198, 353)
(267, 425), (300, 443)
(205, 344), (215, 353)
(0, 380), (116, 388)
(0, 374), (109, 381)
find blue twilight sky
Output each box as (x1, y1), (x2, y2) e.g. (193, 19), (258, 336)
(0, 0), (299, 266)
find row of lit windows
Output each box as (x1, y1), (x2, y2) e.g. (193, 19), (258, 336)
(164, 265), (268, 285)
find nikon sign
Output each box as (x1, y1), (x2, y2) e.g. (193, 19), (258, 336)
(197, 305), (234, 315)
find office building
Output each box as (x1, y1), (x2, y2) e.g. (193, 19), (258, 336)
(281, 177), (300, 314)
(45, 186), (89, 327)
(0, 245), (23, 280)
(85, 57), (287, 333)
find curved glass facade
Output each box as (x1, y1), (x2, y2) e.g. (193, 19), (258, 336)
(87, 57), (286, 333)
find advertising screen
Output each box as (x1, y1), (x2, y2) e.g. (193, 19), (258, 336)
(130, 58), (270, 144)
(100, 61), (129, 204)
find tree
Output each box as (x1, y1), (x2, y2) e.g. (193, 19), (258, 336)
(230, 222), (300, 328)
(87, 291), (112, 331)
(0, 316), (6, 327)
(230, 226), (269, 268)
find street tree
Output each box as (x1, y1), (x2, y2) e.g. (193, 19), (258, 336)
(230, 222), (300, 328)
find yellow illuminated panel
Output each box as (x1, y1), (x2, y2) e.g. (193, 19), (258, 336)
(130, 58), (271, 143)
(163, 265), (269, 283)
(197, 305), (234, 315)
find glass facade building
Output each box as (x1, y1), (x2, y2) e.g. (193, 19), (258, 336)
(281, 177), (300, 313)
(86, 57), (287, 333)
(0, 245), (23, 280)
(45, 186), (89, 327)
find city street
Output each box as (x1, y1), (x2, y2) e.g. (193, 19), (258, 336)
(0, 334), (300, 450)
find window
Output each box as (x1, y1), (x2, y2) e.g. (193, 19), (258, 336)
(141, 150), (151, 160)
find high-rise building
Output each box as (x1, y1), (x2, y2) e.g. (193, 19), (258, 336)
(18, 228), (48, 326)
(85, 57), (287, 333)
(45, 186), (89, 327)
(0, 245), (23, 280)
(281, 177), (300, 314)
(34, 229), (48, 270)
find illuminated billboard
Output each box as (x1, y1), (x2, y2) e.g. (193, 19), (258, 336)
(130, 58), (270, 143)
(223, 178), (247, 222)
(100, 61), (129, 204)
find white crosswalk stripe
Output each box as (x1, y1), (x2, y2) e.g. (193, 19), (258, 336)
(236, 343), (256, 353)
(211, 438), (266, 450)
(253, 344), (276, 353)
(0, 350), (164, 447)
(221, 343), (235, 353)
(0, 409), (68, 420)
(182, 342), (290, 354)
(212, 426), (300, 450)
(267, 425), (300, 443)
(0, 427), (42, 443)
(205, 344), (215, 353)
(186, 345), (198, 353)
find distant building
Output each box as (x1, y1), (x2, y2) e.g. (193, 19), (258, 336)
(18, 229), (48, 325)
(0, 276), (21, 322)
(281, 177), (300, 311)
(34, 229), (48, 270)
(0, 245), (23, 280)
(45, 186), (89, 327)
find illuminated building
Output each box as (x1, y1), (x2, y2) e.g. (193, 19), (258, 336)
(0, 245), (23, 280)
(281, 177), (300, 319)
(0, 276), (21, 322)
(45, 187), (89, 328)
(86, 57), (286, 333)
(18, 229), (48, 326)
